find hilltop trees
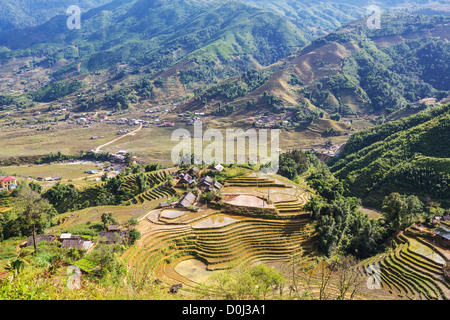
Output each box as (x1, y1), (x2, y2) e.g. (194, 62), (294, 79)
(297, 154), (382, 258)
(135, 77), (154, 98)
(30, 80), (83, 102)
(278, 150), (310, 180)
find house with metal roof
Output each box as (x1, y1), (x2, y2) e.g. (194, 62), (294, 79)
(177, 192), (196, 208)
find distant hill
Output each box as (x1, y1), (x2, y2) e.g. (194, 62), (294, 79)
(0, 0), (114, 32)
(0, 0), (309, 82)
(183, 13), (450, 117)
(1, 1), (449, 120)
(329, 103), (450, 208)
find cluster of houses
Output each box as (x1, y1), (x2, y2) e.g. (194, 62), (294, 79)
(175, 164), (224, 209)
(36, 176), (62, 182)
(0, 176), (17, 192)
(26, 225), (129, 251)
(110, 150), (129, 163)
(251, 111), (294, 128)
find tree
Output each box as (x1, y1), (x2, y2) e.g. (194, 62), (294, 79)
(101, 212), (117, 230)
(128, 218), (138, 226)
(330, 113), (341, 121)
(15, 186), (54, 253)
(28, 182), (42, 194)
(135, 172), (149, 194)
(249, 264), (285, 300)
(382, 193), (424, 232)
(129, 228), (141, 244)
(196, 264), (285, 299)
(330, 255), (364, 300)
(91, 243), (126, 279)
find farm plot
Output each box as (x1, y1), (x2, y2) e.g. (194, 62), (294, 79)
(357, 233), (450, 300)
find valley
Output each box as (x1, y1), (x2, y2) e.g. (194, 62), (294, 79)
(0, 0), (449, 303)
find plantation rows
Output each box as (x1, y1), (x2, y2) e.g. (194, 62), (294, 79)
(357, 234), (449, 300)
(123, 169), (177, 205)
(123, 216), (316, 290)
(129, 186), (176, 205)
(122, 168), (174, 190)
(225, 175), (289, 188)
(273, 191), (310, 215)
(224, 174), (310, 216)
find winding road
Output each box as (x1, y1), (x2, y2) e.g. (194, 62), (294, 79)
(95, 123), (143, 153)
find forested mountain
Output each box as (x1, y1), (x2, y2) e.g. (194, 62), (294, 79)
(329, 103), (450, 208)
(0, 0), (309, 82)
(0, 1), (449, 118)
(186, 13), (450, 117)
(240, 0), (366, 37)
(0, 0), (113, 32)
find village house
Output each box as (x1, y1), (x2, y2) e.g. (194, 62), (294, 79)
(108, 225), (120, 232)
(118, 129), (130, 135)
(110, 153), (126, 163)
(198, 176), (223, 192)
(0, 176), (17, 190)
(26, 234), (57, 247)
(98, 231), (129, 244)
(212, 164), (224, 173)
(198, 176), (213, 188)
(177, 192), (196, 208)
(60, 233), (81, 241)
(61, 239), (94, 251)
(98, 226), (129, 244)
(187, 166), (200, 177)
(179, 173), (195, 186)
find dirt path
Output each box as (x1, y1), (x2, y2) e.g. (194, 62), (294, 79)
(95, 123), (142, 153)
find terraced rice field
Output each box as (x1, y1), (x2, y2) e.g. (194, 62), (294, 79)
(223, 173), (310, 217)
(122, 168), (178, 205)
(161, 209), (188, 219)
(123, 213), (317, 292)
(123, 172), (316, 292)
(357, 233), (450, 300)
(51, 204), (148, 232)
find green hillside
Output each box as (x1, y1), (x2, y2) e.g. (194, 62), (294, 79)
(329, 103), (450, 207)
(0, 0), (308, 82)
(188, 13), (450, 117)
(0, 0), (113, 32)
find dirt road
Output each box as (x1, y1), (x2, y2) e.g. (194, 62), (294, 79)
(95, 123), (142, 153)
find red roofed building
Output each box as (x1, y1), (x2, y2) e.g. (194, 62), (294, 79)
(0, 176), (17, 189)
